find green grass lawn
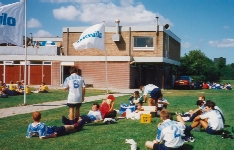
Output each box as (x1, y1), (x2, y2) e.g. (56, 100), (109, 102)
(0, 89), (234, 150)
(0, 88), (107, 108)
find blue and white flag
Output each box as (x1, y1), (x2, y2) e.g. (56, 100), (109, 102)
(73, 23), (105, 50)
(0, 2), (24, 47)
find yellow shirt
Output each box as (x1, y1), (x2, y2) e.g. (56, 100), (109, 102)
(9, 84), (16, 90)
(26, 86), (31, 94)
(41, 85), (49, 92)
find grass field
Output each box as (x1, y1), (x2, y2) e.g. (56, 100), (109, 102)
(0, 89), (234, 150)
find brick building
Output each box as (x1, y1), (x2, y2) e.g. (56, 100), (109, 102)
(0, 20), (180, 89)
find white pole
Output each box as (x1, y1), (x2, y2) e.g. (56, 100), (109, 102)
(23, 0), (27, 105)
(103, 21), (108, 94)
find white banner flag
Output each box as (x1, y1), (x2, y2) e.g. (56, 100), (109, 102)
(73, 23), (105, 50)
(0, 2), (24, 47)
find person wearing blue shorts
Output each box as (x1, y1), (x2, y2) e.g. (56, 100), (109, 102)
(148, 88), (162, 111)
(63, 66), (86, 124)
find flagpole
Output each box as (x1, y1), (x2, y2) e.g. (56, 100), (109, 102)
(23, 0), (27, 105)
(103, 21), (108, 94)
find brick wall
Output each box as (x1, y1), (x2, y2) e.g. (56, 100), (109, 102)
(63, 31), (165, 57)
(72, 61), (130, 88)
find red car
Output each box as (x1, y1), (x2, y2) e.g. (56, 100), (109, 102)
(174, 76), (193, 89)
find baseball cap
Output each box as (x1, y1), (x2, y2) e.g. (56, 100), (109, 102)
(149, 88), (162, 99)
(107, 95), (116, 101)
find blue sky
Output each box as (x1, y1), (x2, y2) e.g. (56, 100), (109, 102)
(1, 0), (234, 64)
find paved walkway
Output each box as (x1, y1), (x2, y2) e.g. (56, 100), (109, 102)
(0, 88), (137, 118)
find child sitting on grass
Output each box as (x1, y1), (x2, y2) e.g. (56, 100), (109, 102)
(26, 111), (85, 139)
(128, 91), (144, 110)
(145, 110), (188, 150)
(157, 94), (170, 113)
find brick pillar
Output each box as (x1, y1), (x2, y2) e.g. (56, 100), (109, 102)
(51, 61), (60, 86)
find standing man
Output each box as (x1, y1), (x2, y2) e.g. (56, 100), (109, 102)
(63, 66), (86, 125)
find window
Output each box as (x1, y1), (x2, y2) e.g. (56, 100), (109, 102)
(133, 36), (154, 50)
(165, 34), (169, 58)
(43, 61), (51, 65)
(31, 61), (42, 64)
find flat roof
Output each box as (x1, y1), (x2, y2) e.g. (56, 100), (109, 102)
(62, 25), (181, 43)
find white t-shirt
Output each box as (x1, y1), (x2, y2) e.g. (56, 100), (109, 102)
(156, 119), (185, 148)
(63, 73), (85, 103)
(214, 106), (224, 116)
(143, 84), (158, 96)
(200, 109), (224, 130)
(87, 110), (102, 121)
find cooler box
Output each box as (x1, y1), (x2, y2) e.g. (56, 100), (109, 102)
(140, 114), (152, 123)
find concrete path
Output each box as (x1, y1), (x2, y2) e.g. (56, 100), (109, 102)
(0, 88), (137, 118)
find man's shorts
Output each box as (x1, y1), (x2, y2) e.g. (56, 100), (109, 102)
(153, 143), (183, 150)
(206, 126), (223, 134)
(51, 126), (67, 136)
(67, 103), (82, 108)
(149, 88), (162, 99)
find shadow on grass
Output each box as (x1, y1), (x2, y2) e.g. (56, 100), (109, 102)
(183, 144), (194, 150)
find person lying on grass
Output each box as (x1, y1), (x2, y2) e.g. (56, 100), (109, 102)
(145, 109), (186, 150)
(26, 111), (85, 139)
(177, 100), (224, 135)
(62, 102), (103, 124)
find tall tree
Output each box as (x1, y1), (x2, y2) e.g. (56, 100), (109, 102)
(178, 50), (218, 81)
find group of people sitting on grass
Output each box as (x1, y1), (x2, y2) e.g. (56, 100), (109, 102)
(144, 91), (225, 150)
(25, 83), (225, 150)
(0, 80), (50, 97)
(125, 84), (225, 149)
(199, 81), (232, 90)
(0, 80), (31, 97)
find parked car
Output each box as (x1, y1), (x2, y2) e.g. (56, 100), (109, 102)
(174, 76), (193, 89)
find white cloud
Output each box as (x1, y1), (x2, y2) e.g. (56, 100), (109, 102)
(181, 42), (191, 48)
(53, 5), (81, 21)
(27, 18), (42, 28)
(82, 3), (171, 26)
(52, 1), (172, 26)
(33, 30), (53, 37)
(209, 38), (234, 47)
(0, 2), (2, 6)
